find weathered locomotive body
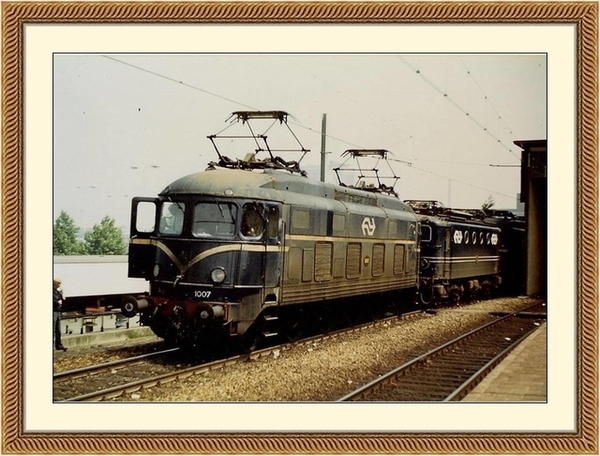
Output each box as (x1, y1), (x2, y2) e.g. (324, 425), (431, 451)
(480, 210), (526, 296)
(405, 201), (502, 303)
(127, 166), (419, 348)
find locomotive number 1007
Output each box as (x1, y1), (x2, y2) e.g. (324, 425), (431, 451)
(194, 290), (212, 299)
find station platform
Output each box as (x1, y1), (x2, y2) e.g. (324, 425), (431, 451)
(463, 322), (547, 402)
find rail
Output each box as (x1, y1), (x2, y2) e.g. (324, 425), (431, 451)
(337, 303), (546, 402)
(55, 310), (428, 402)
(54, 347), (181, 381)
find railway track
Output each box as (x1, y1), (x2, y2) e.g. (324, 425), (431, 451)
(337, 303), (546, 402)
(54, 309), (429, 402)
(53, 348), (184, 401)
(54, 299), (545, 402)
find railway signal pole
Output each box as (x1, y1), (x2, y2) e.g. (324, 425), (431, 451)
(320, 113), (327, 182)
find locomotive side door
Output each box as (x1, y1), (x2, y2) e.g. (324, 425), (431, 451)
(239, 202), (283, 296)
(128, 197), (159, 279)
(443, 228), (452, 279)
(263, 204), (283, 289)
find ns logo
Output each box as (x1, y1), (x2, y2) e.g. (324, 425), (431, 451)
(362, 217), (376, 236)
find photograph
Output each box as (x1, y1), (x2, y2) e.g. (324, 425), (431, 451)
(2, 1), (597, 455)
(51, 52), (548, 402)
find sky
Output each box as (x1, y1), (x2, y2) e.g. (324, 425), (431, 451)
(53, 53), (546, 232)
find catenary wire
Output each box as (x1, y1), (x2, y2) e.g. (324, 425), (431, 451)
(101, 54), (520, 203)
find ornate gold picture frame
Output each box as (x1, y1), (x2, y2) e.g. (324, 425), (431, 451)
(2, 1), (597, 454)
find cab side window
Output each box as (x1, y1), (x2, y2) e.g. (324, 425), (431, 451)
(241, 203), (264, 239)
(267, 206), (279, 239)
(135, 201), (157, 233)
(421, 225), (432, 242)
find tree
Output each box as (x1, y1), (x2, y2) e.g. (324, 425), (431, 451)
(482, 195), (495, 211)
(54, 211), (85, 255)
(83, 216), (128, 255)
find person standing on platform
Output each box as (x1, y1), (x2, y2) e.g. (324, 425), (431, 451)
(53, 278), (67, 351)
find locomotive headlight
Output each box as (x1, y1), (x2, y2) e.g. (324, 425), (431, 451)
(210, 267), (226, 283)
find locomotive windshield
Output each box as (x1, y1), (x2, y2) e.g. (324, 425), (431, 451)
(132, 197), (280, 241)
(192, 202), (237, 238)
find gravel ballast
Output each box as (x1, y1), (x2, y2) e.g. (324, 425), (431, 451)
(91, 296), (543, 402)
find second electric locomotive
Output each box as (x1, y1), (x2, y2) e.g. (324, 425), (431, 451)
(405, 200), (502, 304)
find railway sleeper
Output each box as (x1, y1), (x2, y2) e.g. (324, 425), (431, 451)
(379, 388), (450, 402)
(412, 365), (480, 375)
(391, 377), (467, 388)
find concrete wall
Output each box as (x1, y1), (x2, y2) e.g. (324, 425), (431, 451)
(515, 140), (547, 297)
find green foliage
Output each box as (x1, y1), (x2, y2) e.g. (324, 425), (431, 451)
(482, 195), (495, 211)
(83, 216), (128, 255)
(53, 211), (86, 255)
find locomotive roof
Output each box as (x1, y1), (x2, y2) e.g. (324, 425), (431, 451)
(416, 213), (502, 231)
(159, 168), (415, 215)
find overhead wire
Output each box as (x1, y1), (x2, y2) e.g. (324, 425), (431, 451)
(407, 164), (515, 200)
(458, 56), (516, 138)
(101, 54), (520, 204)
(102, 55), (258, 111)
(397, 56), (522, 162)
(283, 55), (517, 180)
